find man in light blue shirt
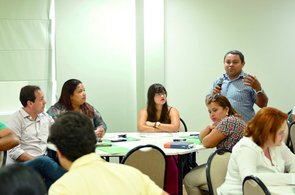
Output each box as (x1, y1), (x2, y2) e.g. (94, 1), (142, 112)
(206, 50), (268, 122)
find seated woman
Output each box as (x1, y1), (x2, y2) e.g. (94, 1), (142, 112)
(217, 107), (295, 195)
(138, 83), (180, 133)
(137, 83), (180, 194)
(184, 94), (246, 195)
(47, 79), (107, 137)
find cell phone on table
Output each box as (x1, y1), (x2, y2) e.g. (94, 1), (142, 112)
(118, 134), (127, 138)
(96, 143), (112, 147)
(173, 138), (187, 142)
(110, 138), (127, 142)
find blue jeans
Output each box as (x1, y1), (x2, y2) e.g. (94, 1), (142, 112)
(22, 156), (67, 190)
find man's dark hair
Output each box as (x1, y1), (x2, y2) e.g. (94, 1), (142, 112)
(49, 111), (97, 162)
(19, 85), (41, 107)
(0, 164), (46, 195)
(224, 50), (245, 63)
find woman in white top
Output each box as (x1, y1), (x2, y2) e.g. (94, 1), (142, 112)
(218, 107), (295, 195)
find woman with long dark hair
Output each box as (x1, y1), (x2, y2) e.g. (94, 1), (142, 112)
(138, 83), (179, 132)
(47, 79), (107, 137)
(137, 83), (180, 194)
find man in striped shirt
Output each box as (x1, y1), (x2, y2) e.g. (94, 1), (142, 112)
(206, 50), (268, 123)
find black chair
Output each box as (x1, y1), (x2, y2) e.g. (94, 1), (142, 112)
(121, 144), (167, 189)
(179, 118), (187, 132)
(285, 110), (293, 151)
(288, 122), (295, 153)
(243, 175), (271, 195)
(0, 151), (7, 167)
(206, 148), (232, 195)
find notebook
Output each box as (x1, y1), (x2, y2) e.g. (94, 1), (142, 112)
(164, 141), (195, 149)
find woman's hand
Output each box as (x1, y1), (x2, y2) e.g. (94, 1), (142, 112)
(207, 123), (216, 131)
(95, 127), (105, 138)
(199, 123), (216, 141)
(146, 121), (155, 127)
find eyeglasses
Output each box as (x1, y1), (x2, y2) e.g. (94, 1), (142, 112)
(155, 92), (167, 97)
(207, 93), (229, 107)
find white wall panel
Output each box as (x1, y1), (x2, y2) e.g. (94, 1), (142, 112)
(165, 0), (295, 130)
(55, 0), (137, 132)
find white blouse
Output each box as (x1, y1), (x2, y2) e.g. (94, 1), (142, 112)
(217, 137), (295, 195)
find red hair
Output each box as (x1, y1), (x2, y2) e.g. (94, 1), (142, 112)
(244, 107), (287, 147)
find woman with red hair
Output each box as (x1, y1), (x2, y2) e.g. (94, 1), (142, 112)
(218, 107), (295, 195)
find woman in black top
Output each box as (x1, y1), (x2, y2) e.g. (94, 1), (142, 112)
(137, 83), (180, 133)
(137, 83), (181, 194)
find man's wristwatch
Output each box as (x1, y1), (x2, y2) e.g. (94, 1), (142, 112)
(154, 122), (161, 128)
(255, 89), (264, 95)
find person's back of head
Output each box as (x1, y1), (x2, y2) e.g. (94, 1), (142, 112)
(0, 164), (46, 195)
(49, 111), (97, 162)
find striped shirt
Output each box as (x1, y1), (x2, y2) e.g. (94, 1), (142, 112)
(207, 71), (257, 123)
(6, 108), (54, 164)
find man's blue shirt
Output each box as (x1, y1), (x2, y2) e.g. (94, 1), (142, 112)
(207, 71), (257, 123)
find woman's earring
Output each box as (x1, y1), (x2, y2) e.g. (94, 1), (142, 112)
(226, 112), (228, 116)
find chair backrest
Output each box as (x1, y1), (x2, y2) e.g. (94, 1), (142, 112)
(289, 122), (295, 153)
(287, 109), (292, 125)
(179, 118), (187, 132)
(0, 151), (7, 167)
(285, 109), (293, 151)
(206, 148), (231, 195)
(284, 121), (290, 146)
(121, 144), (167, 189)
(243, 175), (271, 195)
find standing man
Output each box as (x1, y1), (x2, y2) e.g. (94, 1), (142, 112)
(206, 50), (268, 122)
(5, 85), (54, 164)
(49, 111), (168, 195)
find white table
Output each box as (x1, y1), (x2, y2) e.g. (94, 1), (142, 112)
(267, 185), (295, 195)
(96, 132), (204, 155)
(99, 132), (204, 195)
(48, 132), (205, 195)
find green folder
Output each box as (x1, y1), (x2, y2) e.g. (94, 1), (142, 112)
(180, 135), (199, 139)
(102, 137), (140, 143)
(184, 139), (202, 145)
